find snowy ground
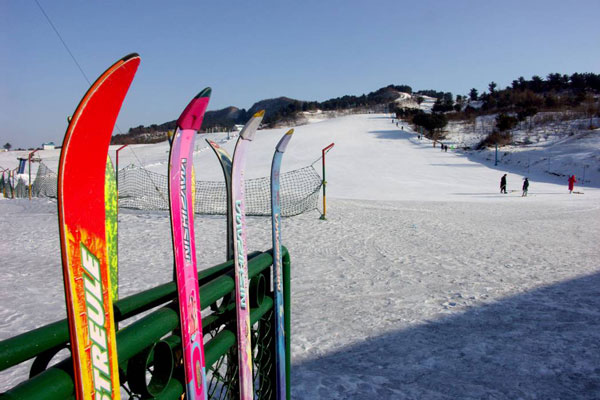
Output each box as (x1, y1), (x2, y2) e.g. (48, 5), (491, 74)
(1, 114), (600, 398)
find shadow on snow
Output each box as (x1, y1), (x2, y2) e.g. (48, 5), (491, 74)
(368, 129), (414, 141)
(291, 272), (600, 399)
(455, 149), (599, 188)
(368, 128), (598, 189)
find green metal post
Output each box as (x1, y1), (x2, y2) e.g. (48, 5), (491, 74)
(0, 248), (291, 400)
(283, 246), (291, 400)
(0, 252), (261, 371)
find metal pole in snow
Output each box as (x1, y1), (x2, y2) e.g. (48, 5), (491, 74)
(115, 144), (129, 192)
(1, 168), (6, 198)
(495, 144), (499, 166)
(11, 168), (17, 199)
(28, 149), (39, 200)
(320, 143), (335, 220)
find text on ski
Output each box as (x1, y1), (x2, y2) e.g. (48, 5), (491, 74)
(81, 243), (113, 399)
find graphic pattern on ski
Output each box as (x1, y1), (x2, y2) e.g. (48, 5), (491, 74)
(57, 53), (140, 400)
(271, 129), (294, 400)
(168, 88), (211, 400)
(231, 110), (265, 399)
(206, 139), (233, 260)
(105, 156), (118, 301)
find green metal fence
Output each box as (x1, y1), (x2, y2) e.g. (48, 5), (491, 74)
(0, 248), (291, 400)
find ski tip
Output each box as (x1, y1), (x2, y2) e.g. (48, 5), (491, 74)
(177, 90), (211, 131)
(196, 87), (212, 99)
(121, 53), (141, 63)
(206, 138), (218, 148)
(240, 110), (265, 141)
(276, 129), (294, 153)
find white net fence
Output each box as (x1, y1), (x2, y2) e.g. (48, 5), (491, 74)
(0, 173), (29, 198)
(27, 162), (322, 217)
(32, 163), (57, 198)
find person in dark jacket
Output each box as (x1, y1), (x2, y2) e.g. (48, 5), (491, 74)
(500, 174), (507, 194)
(522, 177), (529, 197)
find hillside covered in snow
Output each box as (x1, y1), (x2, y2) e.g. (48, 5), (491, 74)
(1, 113), (599, 398)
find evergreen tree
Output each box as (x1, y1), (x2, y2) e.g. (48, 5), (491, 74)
(469, 88), (478, 101)
(413, 113), (448, 136)
(546, 73), (564, 91)
(530, 75), (544, 92)
(496, 113), (518, 132)
(570, 73), (586, 91)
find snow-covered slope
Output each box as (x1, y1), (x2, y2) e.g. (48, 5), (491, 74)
(1, 114), (599, 398)
(441, 114), (600, 187)
(2, 113), (597, 197)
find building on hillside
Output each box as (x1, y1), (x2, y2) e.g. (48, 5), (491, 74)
(42, 142), (56, 150)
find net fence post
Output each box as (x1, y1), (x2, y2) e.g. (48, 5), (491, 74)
(28, 150), (39, 200)
(116, 144), (129, 194)
(319, 143), (335, 220)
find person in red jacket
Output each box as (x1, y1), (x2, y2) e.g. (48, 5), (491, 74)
(568, 175), (577, 193)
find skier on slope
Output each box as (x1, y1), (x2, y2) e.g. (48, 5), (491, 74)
(500, 174), (507, 194)
(568, 175), (577, 194)
(522, 178), (529, 197)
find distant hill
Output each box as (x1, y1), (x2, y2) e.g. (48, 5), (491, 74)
(111, 97), (312, 144)
(112, 74), (600, 145)
(112, 106), (247, 144)
(248, 97), (300, 116)
(111, 84), (414, 144)
(203, 106), (247, 128)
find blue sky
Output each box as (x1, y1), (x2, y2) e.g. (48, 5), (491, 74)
(2, 0), (599, 148)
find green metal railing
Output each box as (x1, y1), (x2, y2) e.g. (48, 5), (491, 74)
(0, 247), (291, 400)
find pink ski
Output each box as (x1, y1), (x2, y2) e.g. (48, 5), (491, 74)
(168, 88), (211, 400)
(231, 110), (265, 399)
